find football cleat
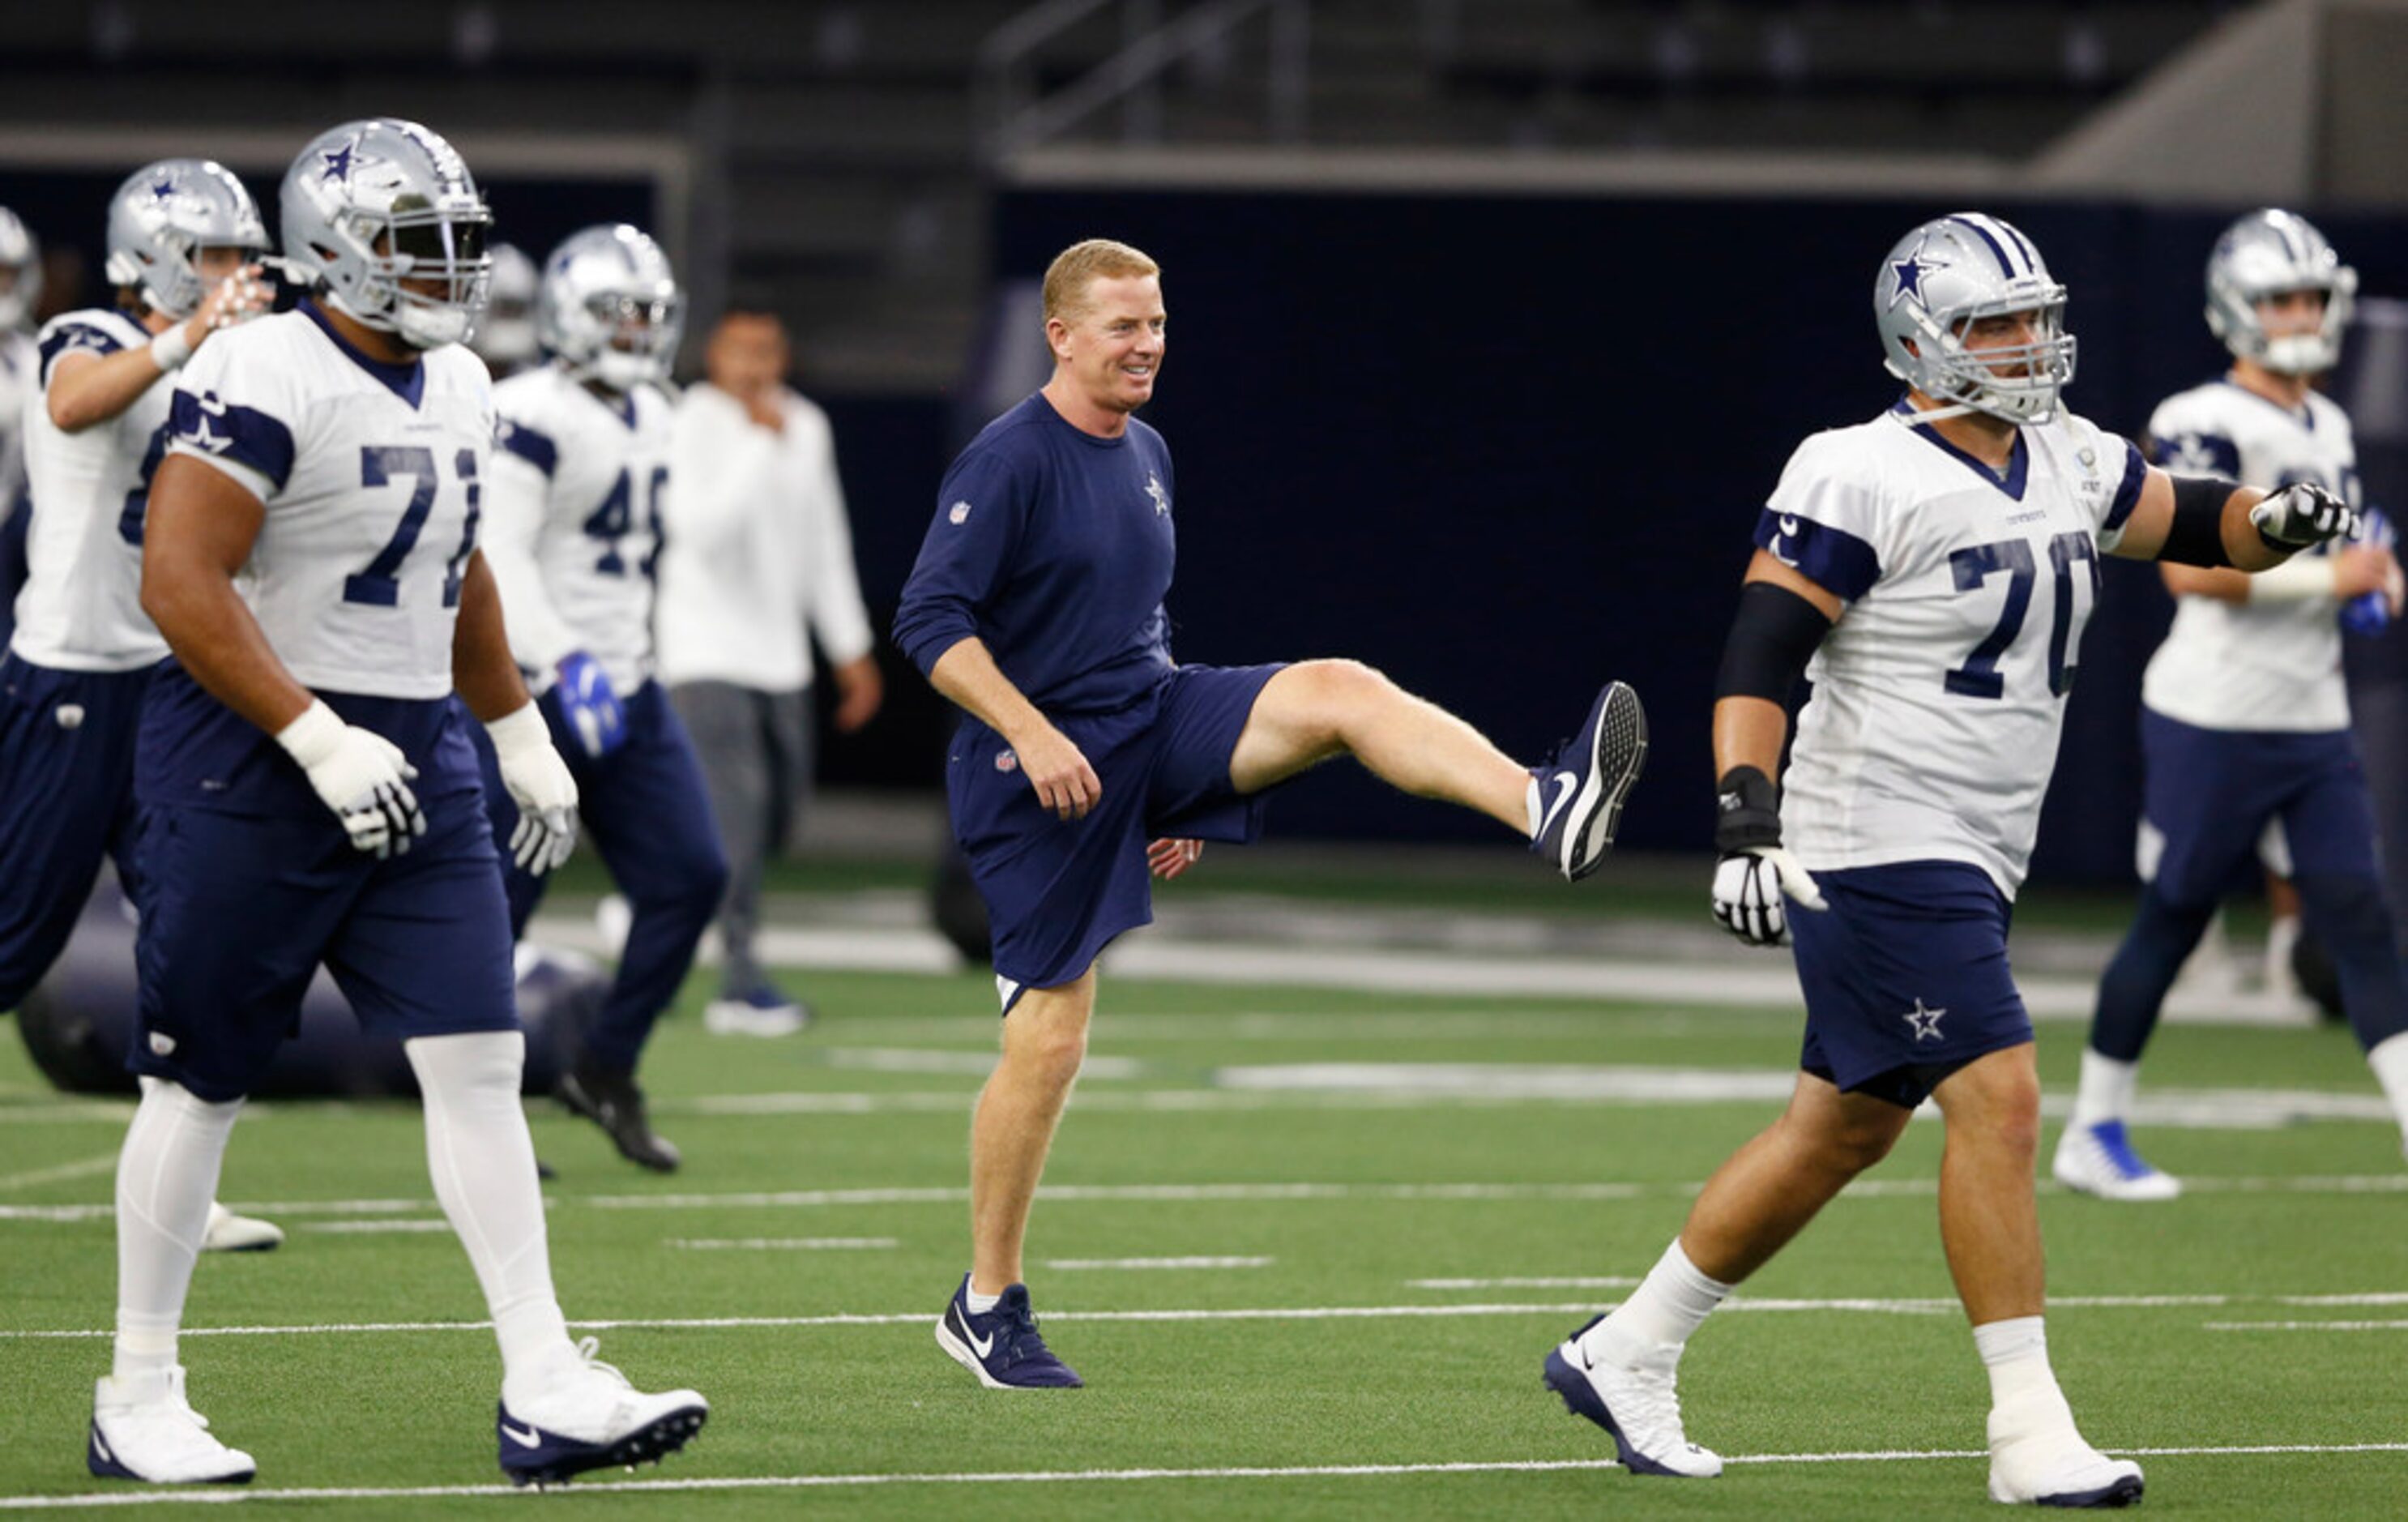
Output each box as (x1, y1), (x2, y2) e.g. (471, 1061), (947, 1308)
(557, 1055), (681, 1172)
(1987, 1388), (2144, 1507)
(497, 1337), (707, 1487)
(2051, 1120), (2180, 1202)
(200, 1202), (284, 1254)
(1530, 681), (1648, 883)
(934, 1276), (1083, 1389)
(1543, 1317), (1721, 1478)
(703, 985), (812, 1038)
(88, 1367), (255, 1485)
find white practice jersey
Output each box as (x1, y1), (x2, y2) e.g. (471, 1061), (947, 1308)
(485, 363), (669, 693)
(1764, 400), (2149, 898)
(2141, 380), (2358, 733)
(13, 309), (171, 671)
(0, 327), (34, 519)
(164, 304), (493, 700)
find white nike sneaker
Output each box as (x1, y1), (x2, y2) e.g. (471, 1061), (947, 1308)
(1542, 1317), (1721, 1477)
(88, 1367), (255, 1484)
(497, 1337), (707, 1486)
(201, 1202), (284, 1253)
(2052, 1119), (2180, 1201)
(1987, 1389), (2143, 1507)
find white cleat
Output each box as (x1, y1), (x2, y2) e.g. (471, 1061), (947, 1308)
(497, 1337), (707, 1486)
(1542, 1318), (1722, 1477)
(1987, 1391), (2143, 1507)
(88, 1367), (255, 1484)
(201, 1202), (284, 1253)
(2052, 1120), (2180, 1201)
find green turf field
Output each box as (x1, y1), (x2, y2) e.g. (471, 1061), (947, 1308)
(3, 918), (2404, 1516)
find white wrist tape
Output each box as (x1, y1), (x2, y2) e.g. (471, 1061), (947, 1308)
(2248, 554), (2336, 605)
(484, 701), (551, 759)
(148, 323), (194, 372)
(274, 699), (344, 767)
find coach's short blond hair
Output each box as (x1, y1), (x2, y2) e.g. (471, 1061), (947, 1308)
(1041, 238), (1161, 327)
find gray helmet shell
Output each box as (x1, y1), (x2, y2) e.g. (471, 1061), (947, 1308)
(472, 242), (540, 370)
(0, 205), (40, 331)
(280, 118), (492, 351)
(536, 224), (682, 391)
(2206, 208), (2356, 375)
(1875, 212), (2075, 425)
(104, 160), (267, 320)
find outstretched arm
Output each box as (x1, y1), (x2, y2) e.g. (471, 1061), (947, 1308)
(2110, 467), (2355, 570)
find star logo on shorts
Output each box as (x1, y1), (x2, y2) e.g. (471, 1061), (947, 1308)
(1902, 998), (1947, 1043)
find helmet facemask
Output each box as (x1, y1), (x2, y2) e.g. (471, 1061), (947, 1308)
(576, 291), (681, 391)
(1898, 291), (2077, 425)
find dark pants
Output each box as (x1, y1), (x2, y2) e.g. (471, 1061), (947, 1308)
(668, 681), (809, 1000)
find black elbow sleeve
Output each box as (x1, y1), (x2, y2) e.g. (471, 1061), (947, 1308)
(2158, 474), (2240, 568)
(1715, 582), (1829, 704)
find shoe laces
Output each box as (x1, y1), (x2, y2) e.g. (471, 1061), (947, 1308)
(2087, 1121), (2156, 1179)
(1619, 1353), (1689, 1441)
(570, 1336), (634, 1391)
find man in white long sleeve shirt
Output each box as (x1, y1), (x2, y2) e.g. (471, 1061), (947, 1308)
(661, 310), (882, 1035)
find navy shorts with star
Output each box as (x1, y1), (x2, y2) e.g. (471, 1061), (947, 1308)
(948, 662), (1287, 1006)
(1787, 861), (2034, 1108)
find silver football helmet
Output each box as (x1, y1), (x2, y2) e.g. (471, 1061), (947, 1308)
(536, 224), (682, 391)
(2206, 208), (2356, 375)
(1875, 212), (2076, 425)
(102, 160), (267, 321)
(280, 118), (492, 351)
(0, 205), (39, 331)
(472, 242), (540, 371)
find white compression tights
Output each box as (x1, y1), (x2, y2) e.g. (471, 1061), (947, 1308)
(113, 1077), (243, 1381)
(403, 1031), (574, 1391)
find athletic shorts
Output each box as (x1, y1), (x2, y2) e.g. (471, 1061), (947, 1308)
(1788, 861), (2034, 1109)
(948, 662), (1286, 1006)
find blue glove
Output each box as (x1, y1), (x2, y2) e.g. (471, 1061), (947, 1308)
(2346, 505), (2396, 637)
(553, 651), (625, 758)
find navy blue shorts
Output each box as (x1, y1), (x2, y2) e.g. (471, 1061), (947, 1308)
(0, 656), (152, 1009)
(2141, 709), (2379, 904)
(130, 709), (516, 1103)
(1788, 861), (2034, 1109)
(949, 662), (1287, 1003)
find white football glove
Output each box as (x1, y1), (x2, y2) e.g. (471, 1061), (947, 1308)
(1712, 846), (1828, 947)
(2251, 480), (2359, 549)
(275, 699), (425, 858)
(486, 703), (580, 874)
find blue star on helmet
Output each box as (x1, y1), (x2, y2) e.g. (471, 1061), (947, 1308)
(1889, 239), (1948, 310)
(148, 176), (179, 203)
(1902, 998), (1947, 1043)
(320, 142), (357, 184)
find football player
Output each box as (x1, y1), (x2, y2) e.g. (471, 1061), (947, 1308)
(2, 164), (282, 1255)
(476, 223), (726, 1171)
(2058, 211), (2408, 1199)
(1541, 213), (2355, 1506)
(90, 119), (704, 1486)
(471, 241), (539, 378)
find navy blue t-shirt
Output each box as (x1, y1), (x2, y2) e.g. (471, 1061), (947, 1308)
(894, 393), (1176, 716)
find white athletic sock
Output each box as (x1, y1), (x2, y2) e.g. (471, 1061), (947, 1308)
(2365, 1033), (2408, 1151)
(405, 1032), (574, 1400)
(2070, 1049), (2138, 1129)
(1582, 1238), (1730, 1365)
(1524, 774), (1543, 839)
(113, 1077), (241, 1383)
(965, 1282), (1003, 1315)
(1974, 1315), (2064, 1414)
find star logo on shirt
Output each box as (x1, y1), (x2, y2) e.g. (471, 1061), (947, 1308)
(1902, 998), (1947, 1043)
(1144, 472), (1169, 517)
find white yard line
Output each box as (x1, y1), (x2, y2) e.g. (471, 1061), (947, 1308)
(1045, 1256), (1273, 1271)
(0, 1154), (117, 1192)
(1411, 1276), (1639, 1289)
(8, 1289), (2408, 1341)
(8, 1442), (2408, 1508)
(667, 1238), (899, 1251)
(297, 1220), (456, 1234)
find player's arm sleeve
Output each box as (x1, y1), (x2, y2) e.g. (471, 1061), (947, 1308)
(162, 337), (297, 505)
(36, 318), (127, 388)
(1750, 434), (1885, 602)
(796, 405), (876, 669)
(891, 447), (1031, 678)
(481, 413), (582, 671)
(664, 389), (782, 549)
